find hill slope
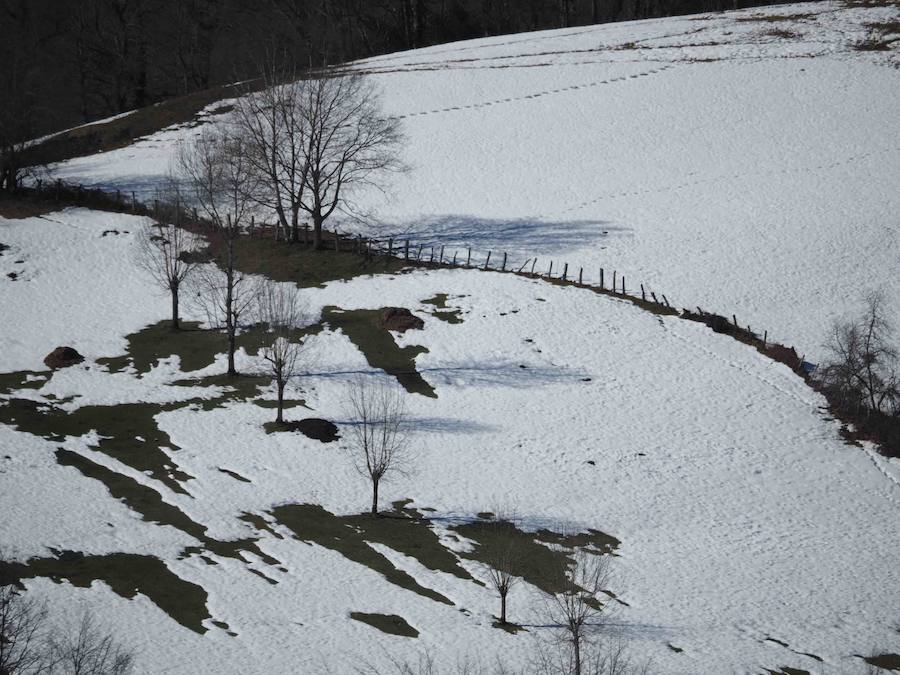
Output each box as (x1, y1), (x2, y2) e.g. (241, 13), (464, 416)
(43, 0), (900, 358)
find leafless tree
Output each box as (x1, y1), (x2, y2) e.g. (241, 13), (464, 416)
(532, 639), (650, 675)
(135, 193), (201, 330)
(233, 58), (309, 243)
(477, 514), (521, 626)
(296, 73), (405, 249)
(344, 377), (410, 515)
(546, 552), (614, 675)
(48, 612), (133, 675)
(0, 584), (49, 675)
(255, 280), (314, 423)
(0, 584), (133, 675)
(819, 291), (899, 418)
(178, 129), (255, 375)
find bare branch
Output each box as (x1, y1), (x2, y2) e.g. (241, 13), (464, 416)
(344, 376), (410, 515)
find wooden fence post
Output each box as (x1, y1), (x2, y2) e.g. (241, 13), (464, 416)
(416, 244), (423, 261)
(578, 267), (583, 284)
(662, 294), (670, 307)
(466, 248), (471, 267)
(453, 251), (458, 265)
(439, 245), (444, 263)
(651, 291), (658, 303)
(484, 251), (492, 270)
(562, 263), (568, 281)
(501, 252), (507, 271)
(531, 259), (537, 275)
(763, 330), (768, 348)
(600, 268), (604, 290)
(641, 284), (646, 301)
(548, 261), (553, 278)
(612, 271), (617, 292)
(621, 276), (625, 294)
(732, 314), (738, 327)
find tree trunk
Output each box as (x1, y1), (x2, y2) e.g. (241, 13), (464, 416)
(500, 592), (507, 624)
(276, 377), (285, 423)
(371, 477), (379, 514)
(313, 212), (323, 250)
(171, 283), (180, 330)
(573, 634), (581, 675)
(225, 234), (237, 376)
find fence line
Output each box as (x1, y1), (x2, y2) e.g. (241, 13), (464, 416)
(16, 178), (807, 374)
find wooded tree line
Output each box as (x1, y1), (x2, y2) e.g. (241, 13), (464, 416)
(1, 0), (805, 141)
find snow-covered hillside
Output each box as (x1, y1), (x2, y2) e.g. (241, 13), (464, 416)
(45, 1), (900, 359)
(2, 206), (899, 674)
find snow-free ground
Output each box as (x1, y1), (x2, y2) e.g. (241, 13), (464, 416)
(2, 208), (899, 674)
(43, 0), (900, 359)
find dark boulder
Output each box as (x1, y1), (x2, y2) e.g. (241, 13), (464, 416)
(43, 346), (84, 369)
(379, 307), (424, 333)
(295, 418), (340, 443)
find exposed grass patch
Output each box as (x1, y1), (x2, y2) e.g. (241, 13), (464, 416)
(218, 467), (252, 483)
(452, 518), (619, 597)
(765, 28), (800, 39)
(20, 81), (254, 169)
(864, 653), (900, 670)
(230, 236), (407, 289)
(853, 32), (897, 50)
(350, 612), (419, 638)
(0, 196), (59, 219)
(736, 12), (813, 22)
(56, 448), (277, 564)
(322, 306), (436, 397)
(253, 398), (308, 410)
(0, 370), (48, 395)
(270, 503), (461, 605)
(0, 551), (211, 633)
(421, 293), (464, 324)
(99, 320), (317, 376)
(170, 373), (272, 410)
(0, 398), (192, 494)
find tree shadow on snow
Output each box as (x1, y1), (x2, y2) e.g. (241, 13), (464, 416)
(375, 214), (633, 258)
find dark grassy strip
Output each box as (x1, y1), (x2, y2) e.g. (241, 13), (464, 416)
(0, 551), (211, 633)
(350, 612), (419, 638)
(270, 503), (456, 605)
(55, 448), (277, 565)
(322, 307), (436, 398)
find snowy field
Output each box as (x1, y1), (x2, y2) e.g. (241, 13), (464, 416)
(2, 207), (899, 673)
(43, 1), (900, 359)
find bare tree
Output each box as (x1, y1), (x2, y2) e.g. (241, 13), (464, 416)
(344, 377), (410, 515)
(297, 73), (405, 249)
(532, 639), (650, 675)
(0, 584), (133, 675)
(233, 58), (309, 243)
(546, 552), (614, 675)
(48, 612), (133, 675)
(0, 585), (49, 675)
(135, 193), (201, 330)
(178, 129), (255, 375)
(819, 291), (899, 418)
(477, 514), (521, 626)
(255, 280), (313, 423)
